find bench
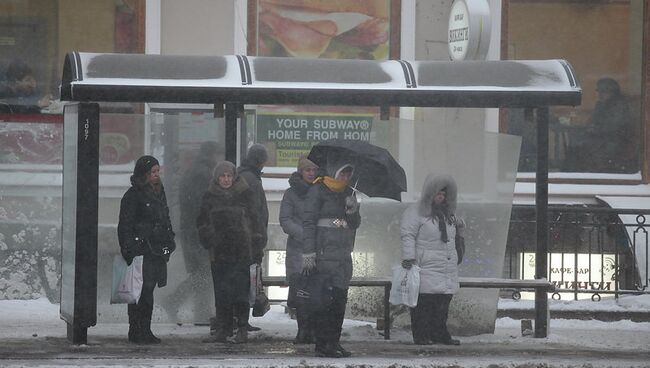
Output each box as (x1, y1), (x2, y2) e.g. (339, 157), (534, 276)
(262, 276), (555, 340)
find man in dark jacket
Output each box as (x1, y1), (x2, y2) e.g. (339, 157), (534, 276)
(237, 144), (269, 332)
(118, 155), (176, 344)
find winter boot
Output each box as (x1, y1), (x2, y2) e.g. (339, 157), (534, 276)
(315, 342), (343, 358)
(209, 317), (218, 336)
(232, 326), (248, 344)
(141, 320), (161, 344)
(332, 342), (352, 357)
(127, 321), (142, 343)
(202, 329), (228, 343)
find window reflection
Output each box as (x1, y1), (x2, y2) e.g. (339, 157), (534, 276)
(505, 0), (643, 174)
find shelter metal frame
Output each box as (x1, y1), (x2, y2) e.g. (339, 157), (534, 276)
(59, 52), (581, 344)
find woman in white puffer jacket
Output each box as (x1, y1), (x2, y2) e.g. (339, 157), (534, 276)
(400, 173), (464, 346)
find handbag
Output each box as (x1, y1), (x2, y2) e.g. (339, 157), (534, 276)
(250, 263), (270, 317)
(389, 264), (420, 307)
(455, 226), (465, 264)
(294, 271), (334, 313)
(111, 255), (144, 304)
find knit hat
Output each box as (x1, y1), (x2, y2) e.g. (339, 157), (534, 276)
(213, 160), (236, 180)
(297, 157), (318, 172)
(133, 155), (159, 177)
(245, 144), (268, 167)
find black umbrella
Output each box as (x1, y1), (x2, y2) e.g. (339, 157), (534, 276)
(308, 139), (407, 201)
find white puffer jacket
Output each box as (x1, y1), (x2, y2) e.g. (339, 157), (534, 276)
(400, 174), (461, 295)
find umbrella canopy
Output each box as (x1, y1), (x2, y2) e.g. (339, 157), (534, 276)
(308, 139), (407, 201)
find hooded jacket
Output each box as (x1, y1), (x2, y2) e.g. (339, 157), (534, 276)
(400, 174), (461, 295)
(196, 175), (260, 264)
(279, 171), (313, 277)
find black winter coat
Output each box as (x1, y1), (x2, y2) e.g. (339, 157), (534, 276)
(238, 160), (269, 260)
(279, 172), (312, 277)
(196, 176), (262, 265)
(118, 184), (176, 287)
(303, 183), (361, 289)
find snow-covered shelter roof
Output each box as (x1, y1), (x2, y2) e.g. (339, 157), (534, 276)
(60, 52), (581, 107)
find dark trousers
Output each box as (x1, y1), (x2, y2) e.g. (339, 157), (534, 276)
(210, 261), (250, 333)
(313, 287), (348, 346)
(410, 293), (453, 343)
(128, 255), (163, 325)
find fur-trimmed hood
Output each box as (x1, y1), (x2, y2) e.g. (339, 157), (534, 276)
(417, 174), (458, 217)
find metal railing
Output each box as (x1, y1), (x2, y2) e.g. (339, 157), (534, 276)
(506, 205), (650, 300)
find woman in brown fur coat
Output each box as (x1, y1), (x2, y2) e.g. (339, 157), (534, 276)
(196, 161), (263, 344)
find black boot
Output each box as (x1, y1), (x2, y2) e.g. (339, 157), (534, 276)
(202, 328), (228, 343)
(332, 342), (352, 357)
(128, 320), (142, 343)
(315, 341), (343, 358)
(141, 320), (161, 344)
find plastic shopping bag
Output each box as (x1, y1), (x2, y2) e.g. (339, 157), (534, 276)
(389, 264), (420, 307)
(111, 255), (143, 304)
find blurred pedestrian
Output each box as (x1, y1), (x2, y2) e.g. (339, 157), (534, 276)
(302, 161), (361, 358)
(197, 161), (263, 344)
(166, 141), (220, 323)
(400, 173), (463, 346)
(279, 156), (318, 344)
(118, 155), (176, 344)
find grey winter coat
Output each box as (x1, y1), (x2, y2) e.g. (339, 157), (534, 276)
(303, 180), (361, 289)
(279, 172), (312, 277)
(400, 174), (462, 295)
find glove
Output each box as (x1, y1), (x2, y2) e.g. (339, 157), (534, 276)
(301, 253), (316, 275)
(402, 259), (416, 269)
(121, 248), (135, 266)
(345, 194), (359, 215)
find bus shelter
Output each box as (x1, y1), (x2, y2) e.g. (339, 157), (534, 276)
(59, 52), (581, 344)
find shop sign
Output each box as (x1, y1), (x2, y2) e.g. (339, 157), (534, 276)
(448, 0), (491, 61)
(520, 252), (617, 299)
(255, 113), (373, 167)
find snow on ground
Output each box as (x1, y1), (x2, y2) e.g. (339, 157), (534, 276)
(499, 293), (650, 311)
(1, 296), (649, 350)
(1, 297), (649, 367)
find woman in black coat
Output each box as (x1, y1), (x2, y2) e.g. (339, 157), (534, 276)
(118, 155), (176, 344)
(197, 161), (263, 344)
(302, 161), (361, 358)
(279, 157), (318, 344)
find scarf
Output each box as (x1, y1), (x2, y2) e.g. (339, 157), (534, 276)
(314, 176), (347, 192)
(431, 203), (451, 243)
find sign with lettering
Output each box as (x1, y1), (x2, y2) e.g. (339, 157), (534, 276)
(448, 0), (491, 61)
(520, 252), (617, 300)
(255, 112), (374, 167)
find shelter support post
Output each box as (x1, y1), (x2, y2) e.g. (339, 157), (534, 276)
(534, 107), (550, 338)
(225, 103), (241, 163)
(60, 102), (100, 344)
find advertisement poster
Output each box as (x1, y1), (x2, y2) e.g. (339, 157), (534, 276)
(247, 0), (399, 168)
(253, 111), (374, 166)
(250, 0), (395, 60)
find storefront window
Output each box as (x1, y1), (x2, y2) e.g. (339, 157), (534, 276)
(0, 0), (144, 165)
(504, 0), (643, 174)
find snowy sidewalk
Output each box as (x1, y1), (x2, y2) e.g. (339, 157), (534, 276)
(1, 298), (649, 367)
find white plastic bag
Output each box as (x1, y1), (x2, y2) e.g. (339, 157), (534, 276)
(111, 255), (144, 304)
(389, 264), (420, 307)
